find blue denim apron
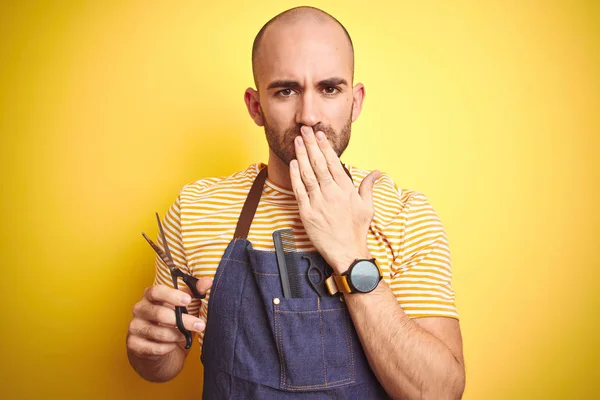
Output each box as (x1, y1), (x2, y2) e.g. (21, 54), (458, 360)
(201, 166), (389, 399)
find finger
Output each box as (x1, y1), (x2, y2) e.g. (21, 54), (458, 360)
(294, 135), (321, 196)
(129, 317), (186, 343)
(161, 300), (178, 311)
(144, 285), (192, 307)
(290, 159), (309, 208)
(126, 333), (179, 359)
(179, 285), (192, 295)
(132, 300), (206, 332)
(315, 130), (353, 189)
(300, 126), (334, 186)
(358, 170), (382, 207)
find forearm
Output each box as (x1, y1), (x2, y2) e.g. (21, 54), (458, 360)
(344, 281), (464, 399)
(127, 343), (187, 383)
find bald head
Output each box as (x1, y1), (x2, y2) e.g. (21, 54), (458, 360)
(251, 7), (354, 89)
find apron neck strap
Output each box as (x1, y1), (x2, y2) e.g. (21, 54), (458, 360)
(234, 166), (268, 239)
(233, 163), (353, 240)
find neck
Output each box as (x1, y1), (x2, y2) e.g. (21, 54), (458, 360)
(266, 150), (293, 190)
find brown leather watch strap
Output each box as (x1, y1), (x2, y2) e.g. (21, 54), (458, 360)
(325, 275), (340, 295)
(325, 275), (352, 295)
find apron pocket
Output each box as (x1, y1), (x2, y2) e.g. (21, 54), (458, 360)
(273, 296), (355, 391)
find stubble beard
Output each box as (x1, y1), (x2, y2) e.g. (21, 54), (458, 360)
(262, 110), (353, 166)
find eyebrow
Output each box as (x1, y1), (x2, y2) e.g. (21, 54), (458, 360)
(266, 77), (348, 90)
(318, 77), (348, 88)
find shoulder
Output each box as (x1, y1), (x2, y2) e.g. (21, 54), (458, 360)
(347, 164), (436, 225)
(178, 163), (261, 203)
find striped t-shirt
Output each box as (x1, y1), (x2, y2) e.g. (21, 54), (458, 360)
(153, 163), (458, 345)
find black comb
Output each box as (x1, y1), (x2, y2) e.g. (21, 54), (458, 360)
(273, 228), (303, 298)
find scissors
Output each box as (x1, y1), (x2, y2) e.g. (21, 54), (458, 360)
(142, 212), (206, 349)
(303, 255), (329, 297)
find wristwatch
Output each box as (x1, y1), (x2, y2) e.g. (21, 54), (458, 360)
(325, 258), (383, 294)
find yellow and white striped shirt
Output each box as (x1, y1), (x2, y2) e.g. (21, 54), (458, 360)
(154, 163), (458, 345)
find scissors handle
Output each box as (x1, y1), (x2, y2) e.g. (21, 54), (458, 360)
(303, 256), (328, 297)
(170, 269), (206, 349)
(174, 305), (192, 348)
(171, 268), (205, 299)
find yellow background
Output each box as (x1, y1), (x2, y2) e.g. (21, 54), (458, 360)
(1, 1), (598, 399)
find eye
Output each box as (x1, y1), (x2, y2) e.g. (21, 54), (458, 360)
(323, 87), (340, 95)
(277, 89), (296, 97)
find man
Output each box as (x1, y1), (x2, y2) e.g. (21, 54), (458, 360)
(126, 6), (465, 399)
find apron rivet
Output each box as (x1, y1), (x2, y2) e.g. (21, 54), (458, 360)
(273, 297), (280, 305)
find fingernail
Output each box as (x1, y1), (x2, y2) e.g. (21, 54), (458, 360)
(290, 159), (298, 169)
(193, 321), (205, 332)
(180, 294), (191, 304)
(316, 131), (325, 141)
(296, 136), (304, 147)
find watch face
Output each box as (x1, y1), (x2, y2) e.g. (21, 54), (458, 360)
(349, 260), (380, 293)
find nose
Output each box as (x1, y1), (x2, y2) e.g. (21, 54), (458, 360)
(295, 90), (321, 128)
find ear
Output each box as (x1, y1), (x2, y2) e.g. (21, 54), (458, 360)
(350, 83), (365, 122)
(244, 88), (264, 127)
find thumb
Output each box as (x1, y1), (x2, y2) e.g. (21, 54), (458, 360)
(358, 170), (382, 201)
(195, 277), (213, 297)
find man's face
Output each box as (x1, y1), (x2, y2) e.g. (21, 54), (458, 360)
(253, 21), (358, 165)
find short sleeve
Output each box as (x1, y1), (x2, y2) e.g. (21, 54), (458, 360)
(387, 191), (459, 320)
(152, 192), (201, 318)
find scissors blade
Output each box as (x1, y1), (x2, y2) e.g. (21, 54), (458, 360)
(155, 212), (174, 262)
(141, 232), (177, 271)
